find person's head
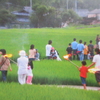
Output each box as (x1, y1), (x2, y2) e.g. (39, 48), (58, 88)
(90, 40), (92, 43)
(73, 38), (76, 41)
(81, 61), (87, 65)
(51, 47), (55, 50)
(48, 40), (52, 44)
(79, 40), (82, 43)
(0, 49), (6, 55)
(95, 48), (100, 54)
(30, 44), (34, 49)
(97, 34), (99, 37)
(36, 49), (38, 53)
(84, 42), (86, 45)
(69, 43), (71, 46)
(19, 50), (26, 57)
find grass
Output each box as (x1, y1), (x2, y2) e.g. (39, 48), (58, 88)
(0, 83), (100, 100)
(0, 26), (100, 100)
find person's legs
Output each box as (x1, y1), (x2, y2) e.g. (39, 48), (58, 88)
(79, 53), (84, 61)
(26, 76), (33, 84)
(1, 71), (7, 82)
(18, 74), (26, 85)
(83, 84), (86, 90)
(95, 71), (100, 83)
(81, 77), (87, 90)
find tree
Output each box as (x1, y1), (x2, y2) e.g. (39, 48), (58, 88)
(62, 9), (81, 23)
(32, 4), (48, 27)
(0, 9), (15, 26)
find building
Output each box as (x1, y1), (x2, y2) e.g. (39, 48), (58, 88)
(75, 9), (89, 18)
(88, 9), (100, 20)
(11, 6), (33, 28)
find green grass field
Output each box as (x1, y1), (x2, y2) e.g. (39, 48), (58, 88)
(0, 26), (100, 100)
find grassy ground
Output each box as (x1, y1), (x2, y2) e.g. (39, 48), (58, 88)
(0, 26), (100, 100)
(0, 83), (100, 100)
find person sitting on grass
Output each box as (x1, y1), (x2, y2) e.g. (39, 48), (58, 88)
(78, 61), (91, 90)
(35, 49), (40, 61)
(50, 47), (57, 59)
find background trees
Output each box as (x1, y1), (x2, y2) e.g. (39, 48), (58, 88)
(0, 0), (99, 27)
(0, 9), (15, 26)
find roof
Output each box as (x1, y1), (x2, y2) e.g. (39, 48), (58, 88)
(12, 10), (30, 16)
(88, 9), (100, 14)
(75, 9), (89, 17)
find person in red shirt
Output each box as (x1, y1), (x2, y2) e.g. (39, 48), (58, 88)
(78, 61), (91, 90)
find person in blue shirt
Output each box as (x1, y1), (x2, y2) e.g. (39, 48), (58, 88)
(71, 38), (78, 60)
(77, 40), (85, 61)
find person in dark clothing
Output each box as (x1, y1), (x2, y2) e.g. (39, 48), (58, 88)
(88, 40), (94, 60)
(66, 43), (72, 60)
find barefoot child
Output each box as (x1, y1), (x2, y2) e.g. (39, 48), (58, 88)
(78, 61), (91, 90)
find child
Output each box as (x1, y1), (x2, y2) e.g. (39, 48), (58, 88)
(66, 43), (72, 60)
(17, 50), (28, 85)
(78, 61), (90, 90)
(35, 49), (40, 61)
(26, 62), (33, 85)
(50, 47), (57, 59)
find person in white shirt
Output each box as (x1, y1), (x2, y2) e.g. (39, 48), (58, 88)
(17, 50), (28, 85)
(45, 40), (52, 59)
(98, 38), (100, 50)
(88, 48), (100, 89)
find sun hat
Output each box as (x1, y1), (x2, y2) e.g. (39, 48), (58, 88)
(51, 47), (55, 50)
(19, 50), (26, 56)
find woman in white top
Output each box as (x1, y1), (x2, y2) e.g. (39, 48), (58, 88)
(17, 50), (28, 85)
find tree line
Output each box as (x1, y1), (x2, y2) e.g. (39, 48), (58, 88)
(0, 0), (100, 27)
(0, 0), (100, 10)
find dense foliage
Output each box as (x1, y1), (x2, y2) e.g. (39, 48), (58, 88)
(0, 0), (100, 10)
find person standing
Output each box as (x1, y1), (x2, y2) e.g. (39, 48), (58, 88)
(98, 38), (100, 51)
(84, 42), (88, 60)
(77, 40), (85, 61)
(88, 48), (100, 89)
(66, 43), (72, 60)
(95, 34), (99, 47)
(17, 50), (28, 85)
(26, 62), (33, 85)
(29, 44), (36, 69)
(0, 49), (12, 82)
(71, 38), (78, 60)
(46, 40), (52, 59)
(78, 61), (90, 90)
(88, 40), (94, 60)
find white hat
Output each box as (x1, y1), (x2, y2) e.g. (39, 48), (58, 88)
(19, 50), (26, 56)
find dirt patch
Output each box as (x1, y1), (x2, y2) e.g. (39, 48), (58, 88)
(57, 85), (100, 91)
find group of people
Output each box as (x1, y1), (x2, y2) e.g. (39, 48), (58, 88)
(0, 44), (40, 85)
(76, 48), (100, 90)
(0, 37), (100, 90)
(45, 40), (61, 61)
(66, 38), (95, 61)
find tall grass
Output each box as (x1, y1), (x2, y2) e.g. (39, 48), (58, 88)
(0, 26), (100, 100)
(0, 83), (99, 100)
(0, 26), (100, 86)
